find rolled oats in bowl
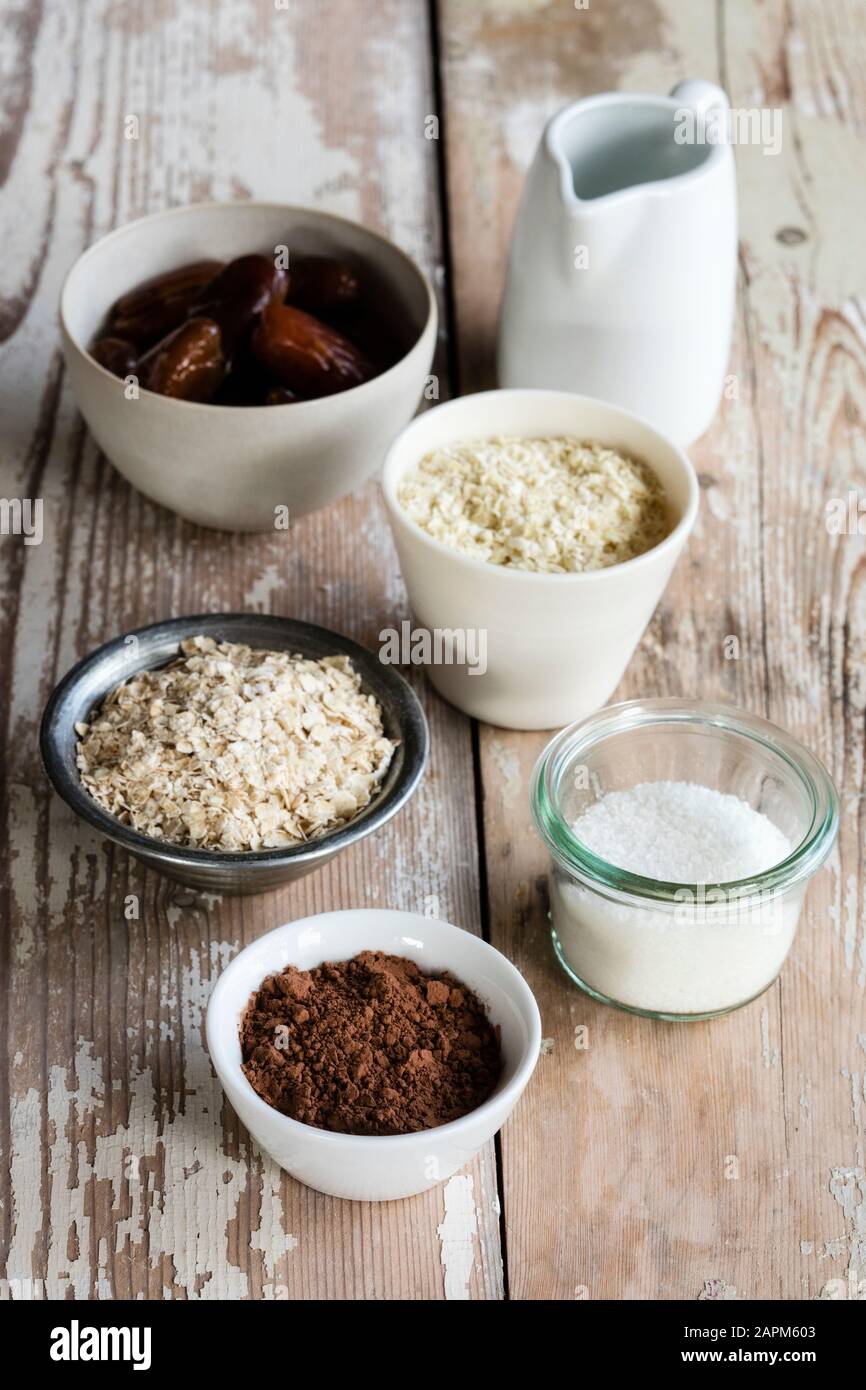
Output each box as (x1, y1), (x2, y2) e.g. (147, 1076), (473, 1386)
(397, 436), (671, 573)
(74, 635), (397, 852)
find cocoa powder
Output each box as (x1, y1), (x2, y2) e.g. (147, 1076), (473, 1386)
(240, 950), (502, 1136)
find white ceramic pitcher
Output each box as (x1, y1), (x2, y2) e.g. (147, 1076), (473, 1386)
(498, 80), (737, 446)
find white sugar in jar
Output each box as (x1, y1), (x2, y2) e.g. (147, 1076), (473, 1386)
(531, 701), (838, 1021)
(551, 783), (800, 1016)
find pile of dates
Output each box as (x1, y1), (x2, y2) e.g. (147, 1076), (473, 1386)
(90, 251), (404, 404)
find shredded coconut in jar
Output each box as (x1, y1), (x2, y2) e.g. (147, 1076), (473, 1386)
(550, 780), (798, 1016)
(75, 636), (396, 852)
(397, 436), (671, 573)
(572, 781), (793, 882)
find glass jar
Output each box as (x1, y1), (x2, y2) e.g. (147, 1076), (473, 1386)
(530, 699), (839, 1021)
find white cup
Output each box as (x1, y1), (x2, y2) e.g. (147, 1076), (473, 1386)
(381, 389), (699, 730)
(206, 909), (541, 1201)
(60, 202), (437, 531)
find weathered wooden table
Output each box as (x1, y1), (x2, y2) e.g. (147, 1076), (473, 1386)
(2, 0), (864, 1301)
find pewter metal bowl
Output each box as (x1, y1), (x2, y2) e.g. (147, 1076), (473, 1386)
(40, 613), (428, 895)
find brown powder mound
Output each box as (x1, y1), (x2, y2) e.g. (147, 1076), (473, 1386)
(240, 950), (502, 1136)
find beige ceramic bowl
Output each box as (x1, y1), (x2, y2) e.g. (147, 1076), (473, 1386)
(206, 909), (542, 1201)
(382, 389), (699, 730)
(60, 202), (437, 531)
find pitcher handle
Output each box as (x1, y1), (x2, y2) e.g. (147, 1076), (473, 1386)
(669, 79), (730, 117)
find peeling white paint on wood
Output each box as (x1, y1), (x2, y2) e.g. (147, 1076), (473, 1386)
(487, 736), (521, 801)
(760, 1006), (780, 1069)
(1, 0), (504, 1303)
(7, 945), (283, 1299)
(828, 1165), (866, 1292)
(440, 0), (866, 1300)
(698, 1279), (738, 1301)
(3, 0), (865, 1304)
(437, 1174), (478, 1300)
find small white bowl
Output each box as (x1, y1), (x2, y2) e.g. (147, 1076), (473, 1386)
(60, 202), (437, 532)
(206, 909), (541, 1201)
(381, 389), (700, 730)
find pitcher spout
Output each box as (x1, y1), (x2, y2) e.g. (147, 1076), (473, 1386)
(543, 80), (732, 210)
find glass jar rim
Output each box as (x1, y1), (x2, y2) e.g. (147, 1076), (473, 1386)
(530, 698), (839, 904)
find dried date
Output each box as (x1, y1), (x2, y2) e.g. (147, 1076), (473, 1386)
(110, 260), (224, 348)
(286, 256), (361, 315)
(189, 255), (288, 349)
(90, 336), (138, 379)
(250, 301), (373, 397)
(140, 317), (226, 402)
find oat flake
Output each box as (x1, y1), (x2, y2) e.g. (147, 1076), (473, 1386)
(75, 636), (396, 852)
(398, 436), (671, 573)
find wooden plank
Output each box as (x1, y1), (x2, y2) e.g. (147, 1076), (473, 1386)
(439, 0), (866, 1299)
(0, 0), (503, 1300)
